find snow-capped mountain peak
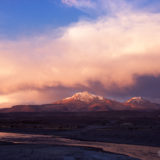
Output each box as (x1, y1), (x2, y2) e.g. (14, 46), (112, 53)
(65, 91), (104, 103)
(126, 97), (149, 104)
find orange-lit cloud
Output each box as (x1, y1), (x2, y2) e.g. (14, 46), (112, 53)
(0, 6), (160, 107)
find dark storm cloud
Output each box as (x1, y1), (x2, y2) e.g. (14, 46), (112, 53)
(85, 75), (160, 101)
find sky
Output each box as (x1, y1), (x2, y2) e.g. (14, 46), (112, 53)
(0, 0), (160, 107)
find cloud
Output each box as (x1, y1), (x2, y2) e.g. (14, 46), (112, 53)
(61, 0), (137, 16)
(0, 1), (160, 107)
(61, 0), (160, 15)
(122, 75), (160, 99)
(61, 0), (96, 8)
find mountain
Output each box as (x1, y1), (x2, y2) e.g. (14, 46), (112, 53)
(124, 97), (160, 110)
(126, 97), (151, 105)
(54, 91), (128, 111)
(56, 91), (105, 104)
(0, 92), (160, 112)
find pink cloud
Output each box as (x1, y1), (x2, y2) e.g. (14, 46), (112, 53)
(0, 9), (160, 107)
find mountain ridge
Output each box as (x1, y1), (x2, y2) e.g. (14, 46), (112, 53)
(0, 91), (160, 112)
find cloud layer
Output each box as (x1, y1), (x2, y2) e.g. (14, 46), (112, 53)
(0, 1), (160, 107)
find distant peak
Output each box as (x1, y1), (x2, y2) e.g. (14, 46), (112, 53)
(130, 97), (144, 100)
(126, 96), (149, 104)
(66, 91), (104, 103)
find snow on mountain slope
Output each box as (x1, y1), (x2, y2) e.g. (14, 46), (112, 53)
(57, 91), (104, 104)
